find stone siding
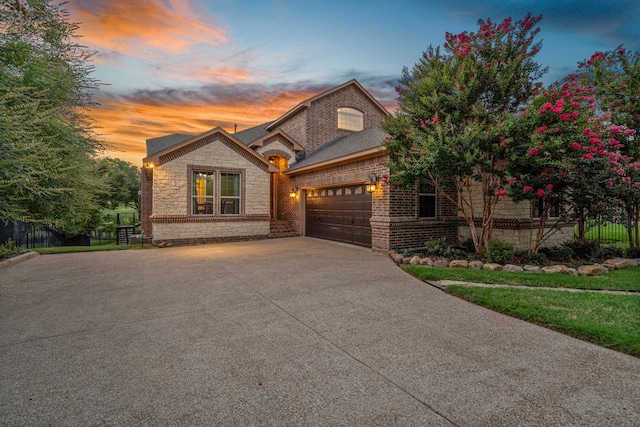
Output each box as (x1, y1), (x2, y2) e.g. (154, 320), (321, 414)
(149, 136), (271, 242)
(458, 223), (575, 252)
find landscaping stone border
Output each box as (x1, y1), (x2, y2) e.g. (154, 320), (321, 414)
(388, 251), (640, 277)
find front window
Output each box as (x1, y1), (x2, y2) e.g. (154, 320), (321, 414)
(193, 172), (214, 214)
(220, 173), (240, 215)
(533, 198), (561, 218)
(418, 181), (437, 218)
(337, 107), (364, 131)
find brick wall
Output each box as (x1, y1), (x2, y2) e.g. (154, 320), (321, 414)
(140, 167), (153, 237)
(279, 85), (387, 154)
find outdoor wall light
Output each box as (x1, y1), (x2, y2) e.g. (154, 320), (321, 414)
(289, 186), (298, 198)
(365, 173), (378, 193)
(143, 162), (154, 179)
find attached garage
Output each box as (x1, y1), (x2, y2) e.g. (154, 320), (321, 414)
(305, 184), (372, 248)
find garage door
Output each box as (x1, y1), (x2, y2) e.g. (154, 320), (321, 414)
(306, 184), (372, 248)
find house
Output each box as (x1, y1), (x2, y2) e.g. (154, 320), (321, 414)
(141, 79), (573, 252)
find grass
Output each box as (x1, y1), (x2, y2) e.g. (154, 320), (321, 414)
(403, 265), (640, 292)
(445, 286), (640, 357)
(403, 264), (640, 357)
(581, 221), (633, 244)
(32, 243), (151, 255)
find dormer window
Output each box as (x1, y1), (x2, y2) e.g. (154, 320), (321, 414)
(337, 107), (364, 131)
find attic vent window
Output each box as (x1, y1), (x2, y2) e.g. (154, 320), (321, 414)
(337, 107), (364, 131)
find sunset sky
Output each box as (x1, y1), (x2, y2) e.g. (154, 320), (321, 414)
(64, 0), (640, 165)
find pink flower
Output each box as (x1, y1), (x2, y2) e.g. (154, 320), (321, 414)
(537, 188), (546, 197)
(546, 184), (553, 190)
(560, 113), (571, 121)
(551, 106), (563, 114)
(607, 180), (614, 187)
(624, 129), (636, 136)
(616, 169), (625, 176)
(528, 147), (539, 156)
(555, 99), (565, 107)
(571, 142), (581, 150)
(432, 117), (440, 124)
(497, 188), (508, 198)
(623, 176), (631, 185)
(537, 126), (548, 133)
(571, 110), (580, 119)
(583, 153), (594, 160)
(523, 185), (533, 192)
(420, 119), (426, 128)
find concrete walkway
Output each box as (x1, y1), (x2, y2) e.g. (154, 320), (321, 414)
(1, 237), (638, 426)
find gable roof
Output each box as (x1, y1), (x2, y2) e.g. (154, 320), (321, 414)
(146, 133), (193, 156)
(286, 126), (387, 174)
(248, 128), (304, 152)
(233, 121), (274, 145)
(266, 79), (389, 131)
(143, 127), (278, 173)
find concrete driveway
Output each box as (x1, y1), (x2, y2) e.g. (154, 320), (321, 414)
(1, 237), (638, 426)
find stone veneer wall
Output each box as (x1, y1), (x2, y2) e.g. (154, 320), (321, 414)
(150, 136), (271, 243)
(456, 180), (575, 251)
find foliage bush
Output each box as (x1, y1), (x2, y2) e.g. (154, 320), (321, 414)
(0, 239), (23, 259)
(596, 245), (627, 259)
(424, 239), (467, 260)
(564, 240), (601, 259)
(486, 239), (515, 264)
(540, 244), (575, 261)
(521, 251), (547, 266)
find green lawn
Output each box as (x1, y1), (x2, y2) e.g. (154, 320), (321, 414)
(33, 243), (151, 255)
(402, 265), (640, 357)
(445, 286), (640, 356)
(403, 265), (640, 292)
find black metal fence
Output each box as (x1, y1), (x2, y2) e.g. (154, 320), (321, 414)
(1, 213), (140, 249)
(580, 219), (637, 246)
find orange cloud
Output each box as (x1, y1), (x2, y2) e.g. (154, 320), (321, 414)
(68, 0), (228, 59)
(93, 86), (320, 165)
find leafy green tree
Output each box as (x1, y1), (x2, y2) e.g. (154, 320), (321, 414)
(97, 158), (141, 210)
(577, 48), (640, 249)
(0, 0), (105, 236)
(383, 14), (547, 253)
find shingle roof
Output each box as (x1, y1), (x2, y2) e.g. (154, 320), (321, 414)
(233, 122), (274, 145)
(287, 126), (387, 171)
(146, 133), (193, 156)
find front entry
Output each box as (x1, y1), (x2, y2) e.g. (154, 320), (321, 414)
(306, 184), (372, 248)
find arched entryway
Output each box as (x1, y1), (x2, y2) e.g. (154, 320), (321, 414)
(266, 154), (291, 221)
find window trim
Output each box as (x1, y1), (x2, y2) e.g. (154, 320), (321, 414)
(220, 172), (241, 216)
(533, 198), (561, 219)
(418, 180), (437, 219)
(337, 107), (364, 131)
(188, 166), (245, 217)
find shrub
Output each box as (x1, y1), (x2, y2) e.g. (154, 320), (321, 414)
(596, 245), (626, 259)
(486, 239), (514, 264)
(522, 251), (547, 266)
(564, 239), (600, 259)
(0, 239), (23, 260)
(541, 244), (574, 261)
(627, 247), (640, 258)
(424, 239), (466, 260)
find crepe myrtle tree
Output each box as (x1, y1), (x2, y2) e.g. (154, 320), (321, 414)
(506, 76), (636, 252)
(383, 13), (547, 253)
(577, 48), (640, 249)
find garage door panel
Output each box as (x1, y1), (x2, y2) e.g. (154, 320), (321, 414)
(306, 184), (372, 248)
